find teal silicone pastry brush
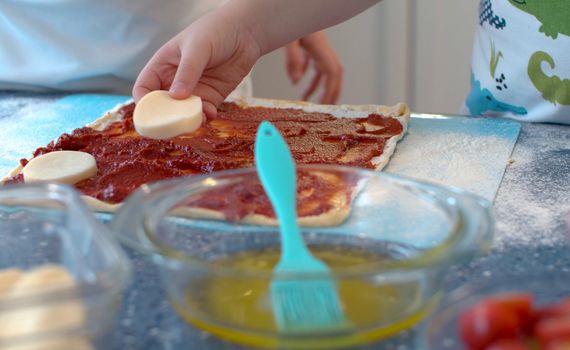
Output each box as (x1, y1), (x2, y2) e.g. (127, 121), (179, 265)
(254, 120), (348, 333)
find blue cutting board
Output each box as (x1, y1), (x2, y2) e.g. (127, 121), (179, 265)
(0, 94), (130, 175)
(0, 95), (520, 201)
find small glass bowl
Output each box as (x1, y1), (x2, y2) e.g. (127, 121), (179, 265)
(111, 164), (493, 349)
(421, 272), (570, 349)
(0, 183), (131, 349)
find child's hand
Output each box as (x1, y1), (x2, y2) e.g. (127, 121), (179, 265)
(133, 0), (378, 117)
(132, 10), (261, 118)
(286, 31), (343, 104)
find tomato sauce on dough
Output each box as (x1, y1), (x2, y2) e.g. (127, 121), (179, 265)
(6, 102), (403, 218)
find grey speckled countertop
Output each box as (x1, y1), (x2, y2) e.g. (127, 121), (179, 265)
(0, 92), (568, 350)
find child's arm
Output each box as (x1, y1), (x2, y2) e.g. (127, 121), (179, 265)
(133, 0), (380, 116)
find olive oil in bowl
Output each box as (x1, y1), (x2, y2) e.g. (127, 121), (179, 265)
(171, 245), (439, 349)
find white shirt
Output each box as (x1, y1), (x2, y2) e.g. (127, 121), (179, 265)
(463, 0), (570, 124)
(0, 0), (251, 97)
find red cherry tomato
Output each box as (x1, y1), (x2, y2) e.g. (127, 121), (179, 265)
(460, 301), (521, 350)
(485, 338), (531, 350)
(485, 293), (534, 334)
(534, 317), (570, 346)
(558, 298), (570, 308)
(459, 295), (570, 350)
(486, 293), (533, 315)
(534, 302), (570, 322)
(544, 338), (570, 350)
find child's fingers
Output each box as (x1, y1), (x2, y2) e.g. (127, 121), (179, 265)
(297, 32), (343, 104)
(133, 44), (178, 102)
(133, 63), (164, 103)
(285, 41), (305, 84)
(321, 66), (342, 104)
(190, 80), (227, 119)
(202, 101), (218, 119)
(319, 52), (343, 104)
(169, 39), (211, 100)
(302, 71), (322, 101)
(132, 84), (152, 104)
(302, 51), (311, 76)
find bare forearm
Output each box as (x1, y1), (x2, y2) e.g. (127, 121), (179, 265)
(221, 0), (381, 55)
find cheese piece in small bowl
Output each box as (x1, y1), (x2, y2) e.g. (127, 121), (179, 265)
(0, 183), (131, 349)
(0, 264), (91, 349)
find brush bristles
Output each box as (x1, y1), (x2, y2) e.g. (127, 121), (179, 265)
(271, 281), (347, 331)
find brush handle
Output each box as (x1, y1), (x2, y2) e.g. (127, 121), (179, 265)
(254, 121), (313, 265)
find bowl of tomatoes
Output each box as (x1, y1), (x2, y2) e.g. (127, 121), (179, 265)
(421, 272), (570, 350)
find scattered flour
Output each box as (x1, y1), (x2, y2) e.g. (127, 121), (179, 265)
(387, 120), (569, 252)
(387, 129), (516, 201)
(492, 126), (570, 249)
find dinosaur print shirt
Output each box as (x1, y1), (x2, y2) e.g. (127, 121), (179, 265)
(463, 0), (570, 124)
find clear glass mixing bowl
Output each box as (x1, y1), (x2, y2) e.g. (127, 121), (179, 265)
(0, 183), (131, 349)
(111, 164), (493, 349)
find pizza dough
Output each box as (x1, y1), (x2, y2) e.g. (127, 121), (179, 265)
(133, 90), (203, 139)
(22, 151), (97, 185)
(2, 97), (410, 227)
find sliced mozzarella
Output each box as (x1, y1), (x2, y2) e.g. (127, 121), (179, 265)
(0, 265), (85, 341)
(7, 264), (76, 296)
(1, 337), (95, 350)
(133, 90), (204, 140)
(22, 151), (97, 185)
(0, 269), (22, 298)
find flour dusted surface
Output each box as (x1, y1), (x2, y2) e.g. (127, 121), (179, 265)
(493, 125), (570, 250)
(385, 116), (520, 201)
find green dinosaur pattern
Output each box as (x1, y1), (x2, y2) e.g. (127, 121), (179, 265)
(489, 40), (503, 78)
(527, 51), (570, 105)
(508, 0), (570, 39)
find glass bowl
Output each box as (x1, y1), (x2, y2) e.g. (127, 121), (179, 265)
(110, 164), (493, 349)
(0, 183), (131, 349)
(421, 272), (570, 349)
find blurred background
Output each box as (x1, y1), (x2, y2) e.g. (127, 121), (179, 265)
(251, 0), (478, 115)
